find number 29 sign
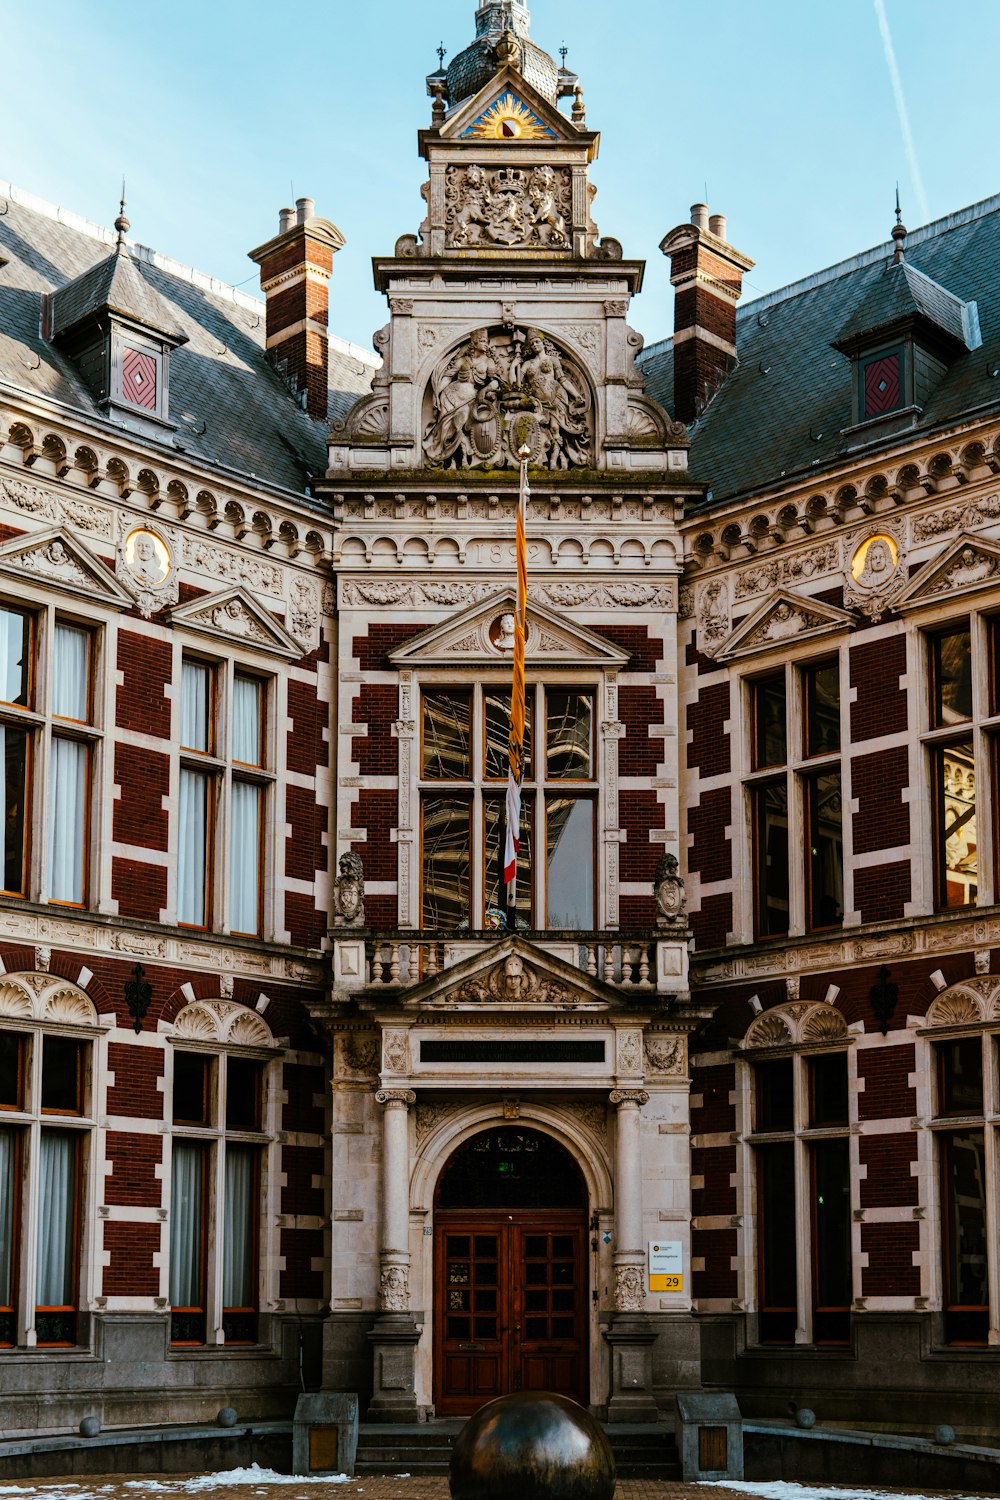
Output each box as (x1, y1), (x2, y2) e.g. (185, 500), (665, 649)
(648, 1240), (683, 1293)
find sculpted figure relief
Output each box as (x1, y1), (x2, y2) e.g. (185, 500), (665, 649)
(424, 325), (593, 470)
(447, 164), (571, 250)
(332, 852), (365, 927)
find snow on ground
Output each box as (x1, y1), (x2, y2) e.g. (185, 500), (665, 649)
(702, 1483), (948, 1500)
(0, 1470), (353, 1500)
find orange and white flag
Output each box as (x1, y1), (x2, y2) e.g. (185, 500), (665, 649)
(504, 447), (530, 897)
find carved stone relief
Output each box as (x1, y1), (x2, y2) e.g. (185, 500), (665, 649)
(423, 326), (592, 470)
(445, 953), (578, 1007)
(844, 527), (904, 620)
(734, 543), (841, 601)
(616, 1030), (643, 1074)
(117, 513), (178, 617)
(643, 1036), (685, 1076)
(445, 164), (571, 251)
(382, 1031), (409, 1073)
(614, 1265), (645, 1312)
(379, 1264), (410, 1312)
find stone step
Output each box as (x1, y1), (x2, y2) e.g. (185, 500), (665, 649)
(355, 1423), (680, 1478)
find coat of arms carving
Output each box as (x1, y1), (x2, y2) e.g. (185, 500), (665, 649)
(446, 164), (571, 250)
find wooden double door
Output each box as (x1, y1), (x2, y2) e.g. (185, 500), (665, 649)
(434, 1212), (589, 1415)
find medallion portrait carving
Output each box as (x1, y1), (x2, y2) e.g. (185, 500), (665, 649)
(845, 529), (904, 620)
(423, 325), (592, 470)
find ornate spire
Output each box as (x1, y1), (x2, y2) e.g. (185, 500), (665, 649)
(476, 0), (531, 41)
(114, 180), (130, 253)
(892, 184), (907, 265)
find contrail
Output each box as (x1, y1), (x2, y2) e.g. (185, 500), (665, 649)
(873, 0), (930, 224)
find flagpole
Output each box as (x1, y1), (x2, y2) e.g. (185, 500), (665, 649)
(503, 443), (531, 928)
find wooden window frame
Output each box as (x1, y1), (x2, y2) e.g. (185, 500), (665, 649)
(0, 1124), (23, 1347)
(33, 1127), (83, 1348)
(0, 1031), (27, 1114)
(939, 1128), (990, 1346)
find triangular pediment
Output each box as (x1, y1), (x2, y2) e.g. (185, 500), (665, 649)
(440, 67), (586, 147)
(400, 936), (614, 1013)
(170, 586), (302, 658)
(389, 590), (630, 669)
(896, 533), (1000, 611)
(718, 589), (856, 660)
(0, 526), (132, 608)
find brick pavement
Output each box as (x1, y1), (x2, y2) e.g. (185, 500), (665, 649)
(4, 1476), (987, 1500)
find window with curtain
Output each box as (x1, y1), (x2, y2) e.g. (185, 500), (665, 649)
(0, 1022), (92, 1348)
(176, 661), (270, 936)
(749, 1047), (853, 1347)
(419, 683), (597, 930)
(230, 675), (265, 937)
(48, 623), (94, 907)
(170, 1048), (266, 1346)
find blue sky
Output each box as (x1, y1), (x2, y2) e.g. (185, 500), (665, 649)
(3, 0), (999, 351)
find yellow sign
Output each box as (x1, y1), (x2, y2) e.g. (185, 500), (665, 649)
(650, 1272), (684, 1293)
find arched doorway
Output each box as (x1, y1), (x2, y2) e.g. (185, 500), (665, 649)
(433, 1126), (589, 1416)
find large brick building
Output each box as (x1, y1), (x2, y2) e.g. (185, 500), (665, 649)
(3, 0), (1000, 1443)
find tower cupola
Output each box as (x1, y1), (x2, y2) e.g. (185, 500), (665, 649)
(431, 0), (571, 108)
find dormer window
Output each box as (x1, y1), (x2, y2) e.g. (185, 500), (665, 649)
(45, 217), (187, 432)
(860, 346), (903, 420)
(833, 223), (981, 432)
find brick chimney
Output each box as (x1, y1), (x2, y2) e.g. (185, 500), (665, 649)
(660, 205), (754, 424)
(249, 198), (346, 420)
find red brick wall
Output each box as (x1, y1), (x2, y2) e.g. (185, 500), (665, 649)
(285, 784), (327, 884)
(116, 632), (172, 739)
(353, 625), (415, 672)
(859, 1132), (919, 1207)
(690, 892), (732, 949)
(861, 1221), (920, 1296)
(354, 684), (398, 775)
(691, 1063), (736, 1135)
(687, 682), (731, 776)
(103, 1221), (161, 1297)
(854, 860), (911, 924)
(282, 1144), (325, 1217)
(852, 746), (909, 854)
(287, 679), (326, 776)
(688, 787), (732, 883)
(280, 1227), (324, 1300)
(105, 1133), (162, 1208)
(351, 788), (398, 883)
(618, 687), (665, 785)
(112, 857), (167, 921)
(113, 745), (170, 851)
(692, 1144), (737, 1216)
(619, 789), (664, 882)
(693, 1227), (738, 1299)
(286, 892), (326, 949)
(107, 1046), (163, 1119)
(858, 1046), (916, 1119)
(850, 635), (908, 741)
(282, 1063), (326, 1135)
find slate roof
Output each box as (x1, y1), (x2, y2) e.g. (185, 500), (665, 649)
(834, 258), (979, 351)
(0, 182), (378, 497)
(639, 194), (1000, 512)
(49, 247), (190, 343)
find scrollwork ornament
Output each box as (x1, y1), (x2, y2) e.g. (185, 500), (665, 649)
(375, 1088), (417, 1108)
(609, 1089), (650, 1107)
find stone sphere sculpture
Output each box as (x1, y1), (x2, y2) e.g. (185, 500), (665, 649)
(795, 1407), (817, 1429)
(934, 1424), (956, 1446)
(216, 1406), (238, 1428)
(450, 1392), (615, 1500)
(79, 1415), (101, 1438)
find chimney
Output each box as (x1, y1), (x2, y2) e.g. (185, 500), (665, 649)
(248, 200), (346, 421)
(660, 205), (755, 424)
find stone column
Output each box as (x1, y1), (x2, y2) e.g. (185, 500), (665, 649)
(367, 1089), (421, 1422)
(606, 1088), (658, 1422)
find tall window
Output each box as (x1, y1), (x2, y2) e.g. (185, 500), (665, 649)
(0, 1023), (91, 1347)
(927, 624), (986, 910)
(747, 659), (843, 938)
(177, 660), (269, 934)
(419, 683), (597, 930)
(749, 1044), (852, 1346)
(934, 1035), (989, 1344)
(0, 605), (97, 906)
(169, 1048), (267, 1346)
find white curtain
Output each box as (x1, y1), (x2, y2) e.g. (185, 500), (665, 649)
(52, 625), (89, 722)
(230, 781), (260, 935)
(181, 661), (211, 753)
(48, 737), (86, 904)
(178, 770), (208, 925)
(0, 1128), (15, 1307)
(223, 1145), (255, 1309)
(169, 1141), (204, 1308)
(36, 1132), (76, 1308)
(232, 677), (261, 767)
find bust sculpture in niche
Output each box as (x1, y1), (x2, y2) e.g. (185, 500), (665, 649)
(333, 852), (365, 927)
(655, 853), (687, 928)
